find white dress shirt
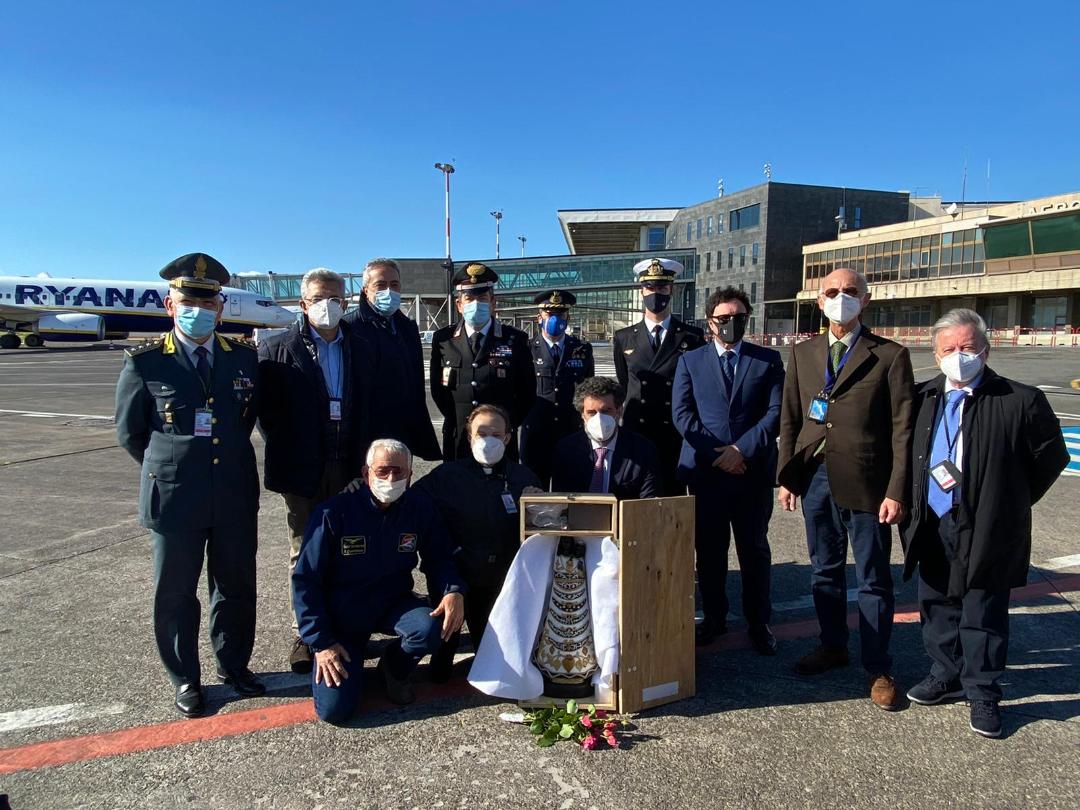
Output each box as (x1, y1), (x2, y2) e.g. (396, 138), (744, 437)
(642, 314), (671, 347)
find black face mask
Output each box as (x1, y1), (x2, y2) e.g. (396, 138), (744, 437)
(715, 314), (748, 344)
(643, 292), (671, 314)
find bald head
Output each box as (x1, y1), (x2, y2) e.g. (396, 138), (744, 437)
(817, 266), (870, 332)
(820, 267), (868, 296)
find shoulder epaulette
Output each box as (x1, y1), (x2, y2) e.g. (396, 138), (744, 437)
(125, 334), (166, 357)
(218, 333), (257, 351)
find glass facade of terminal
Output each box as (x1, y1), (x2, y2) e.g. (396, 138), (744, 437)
(804, 228), (985, 285)
(230, 273), (365, 301)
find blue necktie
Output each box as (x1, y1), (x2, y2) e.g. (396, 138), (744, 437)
(721, 351), (735, 397)
(928, 389), (966, 518)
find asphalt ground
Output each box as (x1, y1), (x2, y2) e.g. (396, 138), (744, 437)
(0, 342), (1078, 809)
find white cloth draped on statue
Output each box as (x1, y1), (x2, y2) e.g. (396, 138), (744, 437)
(468, 533), (620, 701)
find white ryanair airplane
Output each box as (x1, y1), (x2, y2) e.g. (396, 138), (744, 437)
(0, 273), (296, 348)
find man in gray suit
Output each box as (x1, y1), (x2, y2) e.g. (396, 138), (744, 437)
(115, 253), (265, 718)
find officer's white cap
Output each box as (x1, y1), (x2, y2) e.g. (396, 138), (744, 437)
(633, 257), (682, 282)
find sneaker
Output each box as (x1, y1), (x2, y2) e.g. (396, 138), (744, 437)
(288, 636), (313, 674)
(794, 645), (849, 675)
(906, 674), (964, 706)
(969, 700), (1003, 738)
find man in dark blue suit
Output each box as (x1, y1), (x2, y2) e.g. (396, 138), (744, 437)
(673, 287), (784, 653)
(551, 376), (660, 500)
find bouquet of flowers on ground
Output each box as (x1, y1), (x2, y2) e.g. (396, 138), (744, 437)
(523, 700), (623, 749)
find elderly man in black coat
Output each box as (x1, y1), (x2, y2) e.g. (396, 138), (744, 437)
(900, 308), (1068, 738)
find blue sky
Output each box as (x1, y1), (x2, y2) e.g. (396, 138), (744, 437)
(1, 1), (1077, 281)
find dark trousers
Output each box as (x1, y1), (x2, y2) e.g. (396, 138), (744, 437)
(151, 517), (258, 686)
(918, 510), (1011, 702)
(693, 477), (773, 629)
(801, 463), (894, 672)
(312, 594), (443, 725)
(282, 460), (351, 631)
(432, 582), (501, 665)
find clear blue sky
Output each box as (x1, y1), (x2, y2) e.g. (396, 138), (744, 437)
(2, 1), (1077, 281)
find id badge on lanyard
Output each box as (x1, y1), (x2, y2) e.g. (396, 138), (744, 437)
(501, 491), (518, 514)
(194, 408), (213, 437)
(329, 399), (342, 421)
(809, 338), (856, 424)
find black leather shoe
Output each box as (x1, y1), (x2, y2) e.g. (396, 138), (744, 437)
(428, 647), (454, 684)
(378, 656), (416, 705)
(217, 668), (266, 697)
(175, 682), (204, 718)
(748, 625), (778, 656)
(695, 621), (727, 647)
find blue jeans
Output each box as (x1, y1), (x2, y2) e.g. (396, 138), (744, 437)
(312, 594), (443, 725)
(802, 464), (894, 672)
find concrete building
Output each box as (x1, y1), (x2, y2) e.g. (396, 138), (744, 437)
(557, 208), (680, 255)
(798, 191), (1080, 341)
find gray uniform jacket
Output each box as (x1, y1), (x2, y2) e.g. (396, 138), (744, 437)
(115, 330), (260, 533)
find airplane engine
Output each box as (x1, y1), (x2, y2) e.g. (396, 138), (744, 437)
(34, 312), (106, 342)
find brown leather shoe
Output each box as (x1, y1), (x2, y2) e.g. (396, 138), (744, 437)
(288, 636), (313, 674)
(794, 645), (849, 675)
(869, 673), (901, 711)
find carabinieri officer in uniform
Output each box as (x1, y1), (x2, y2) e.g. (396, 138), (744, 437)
(519, 290), (595, 488)
(613, 258), (705, 495)
(115, 253), (264, 718)
(429, 262), (535, 461)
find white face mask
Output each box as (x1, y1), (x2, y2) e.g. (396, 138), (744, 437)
(307, 299), (343, 330)
(585, 412), (617, 443)
(472, 435), (506, 466)
(822, 292), (863, 325)
(939, 349), (985, 385)
(370, 476), (407, 504)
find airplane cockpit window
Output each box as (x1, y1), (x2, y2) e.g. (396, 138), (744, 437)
(255, 299), (274, 307)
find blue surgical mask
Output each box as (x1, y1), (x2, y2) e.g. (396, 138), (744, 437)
(543, 314), (568, 338)
(462, 300), (491, 328)
(372, 289), (401, 317)
(175, 303), (218, 339)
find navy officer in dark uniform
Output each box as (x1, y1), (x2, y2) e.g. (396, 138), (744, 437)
(115, 253), (264, 718)
(613, 258), (705, 495)
(292, 438), (464, 724)
(429, 262), (535, 461)
(519, 290), (595, 488)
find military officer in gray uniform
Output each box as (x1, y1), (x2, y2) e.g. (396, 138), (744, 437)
(429, 262), (535, 461)
(115, 253), (265, 718)
(613, 258), (705, 495)
(519, 290), (595, 488)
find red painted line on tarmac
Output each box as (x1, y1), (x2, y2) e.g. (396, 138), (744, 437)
(2, 572), (1077, 775)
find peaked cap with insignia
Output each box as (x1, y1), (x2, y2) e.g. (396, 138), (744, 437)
(159, 252), (230, 298)
(451, 262), (499, 294)
(633, 257), (682, 284)
(533, 289), (576, 311)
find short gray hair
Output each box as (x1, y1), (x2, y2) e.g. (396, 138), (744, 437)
(932, 308), (988, 351)
(362, 258), (401, 288)
(365, 438), (412, 468)
(300, 267), (345, 297)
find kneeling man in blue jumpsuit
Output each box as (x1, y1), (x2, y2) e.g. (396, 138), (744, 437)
(292, 438), (465, 724)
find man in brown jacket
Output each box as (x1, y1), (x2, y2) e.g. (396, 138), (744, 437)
(777, 267), (914, 710)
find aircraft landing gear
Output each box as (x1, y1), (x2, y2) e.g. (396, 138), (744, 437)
(0, 332), (22, 349)
(23, 333), (43, 348)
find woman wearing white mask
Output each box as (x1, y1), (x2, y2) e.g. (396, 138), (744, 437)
(900, 309), (1068, 738)
(415, 404), (542, 682)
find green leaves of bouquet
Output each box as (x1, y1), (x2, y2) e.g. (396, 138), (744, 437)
(524, 700), (620, 749)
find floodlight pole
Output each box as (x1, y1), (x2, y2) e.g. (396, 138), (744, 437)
(490, 210), (503, 259)
(518, 235), (527, 257)
(434, 162), (455, 326)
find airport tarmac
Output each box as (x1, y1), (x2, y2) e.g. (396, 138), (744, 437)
(1, 342), (1078, 809)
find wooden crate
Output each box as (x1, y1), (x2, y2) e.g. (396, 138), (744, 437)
(517, 493), (696, 714)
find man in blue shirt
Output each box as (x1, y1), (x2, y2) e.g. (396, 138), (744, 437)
(292, 438), (465, 724)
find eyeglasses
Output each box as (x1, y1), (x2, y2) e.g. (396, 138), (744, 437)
(821, 287), (861, 299)
(304, 296), (345, 305)
(707, 314), (747, 325)
(371, 465), (407, 479)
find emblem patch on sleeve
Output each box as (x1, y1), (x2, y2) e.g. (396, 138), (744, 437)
(397, 533), (418, 553)
(341, 536), (366, 556)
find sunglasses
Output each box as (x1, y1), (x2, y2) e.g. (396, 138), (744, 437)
(707, 314), (747, 325)
(821, 287), (861, 299)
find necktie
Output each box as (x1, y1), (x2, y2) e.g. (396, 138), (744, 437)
(471, 332), (483, 357)
(589, 446), (608, 493)
(651, 324), (663, 353)
(829, 340), (846, 374)
(551, 343), (561, 368)
(194, 346), (211, 389)
(928, 389), (967, 518)
(721, 351), (735, 396)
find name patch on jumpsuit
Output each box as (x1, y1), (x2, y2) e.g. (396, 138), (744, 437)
(341, 536), (367, 556)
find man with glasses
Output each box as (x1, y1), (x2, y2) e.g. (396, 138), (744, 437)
(613, 258), (704, 495)
(343, 258), (441, 461)
(777, 267), (914, 711)
(430, 262), (535, 461)
(293, 439), (464, 723)
(673, 287), (785, 651)
(257, 267), (373, 675)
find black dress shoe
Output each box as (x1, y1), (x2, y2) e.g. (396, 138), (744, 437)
(175, 682), (204, 718)
(748, 625), (778, 656)
(217, 668), (266, 697)
(428, 647), (454, 684)
(695, 621), (727, 646)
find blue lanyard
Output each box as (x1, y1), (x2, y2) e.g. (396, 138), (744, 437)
(822, 336), (858, 395)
